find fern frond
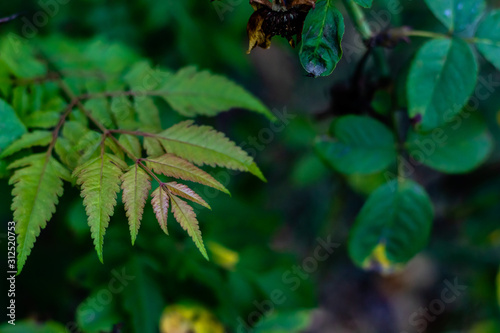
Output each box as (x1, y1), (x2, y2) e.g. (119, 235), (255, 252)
(158, 121), (265, 181)
(169, 194), (208, 260)
(8, 153), (70, 272)
(166, 182), (210, 209)
(156, 67), (274, 120)
(146, 153), (229, 194)
(73, 153), (126, 262)
(151, 186), (169, 235)
(121, 164), (151, 245)
(0, 130), (52, 158)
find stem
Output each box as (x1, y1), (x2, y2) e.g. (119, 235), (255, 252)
(342, 0), (372, 39)
(342, 0), (390, 78)
(405, 30), (449, 39)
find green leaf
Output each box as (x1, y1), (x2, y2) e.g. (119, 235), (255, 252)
(406, 114), (493, 173)
(0, 131), (53, 158)
(299, 0), (345, 77)
(146, 153), (229, 194)
(156, 66), (275, 120)
(122, 164), (151, 245)
(84, 98), (114, 128)
(423, 0), (486, 32)
(0, 35), (47, 78)
(348, 180), (434, 273)
(407, 38), (478, 131)
(8, 154), (69, 273)
(170, 194), (209, 260)
(24, 111), (61, 129)
(475, 9), (500, 71)
(353, 0), (372, 8)
(315, 115), (397, 175)
(158, 120), (265, 181)
(0, 98), (26, 152)
(73, 153), (126, 262)
(119, 134), (142, 158)
(122, 256), (164, 333)
(253, 310), (314, 333)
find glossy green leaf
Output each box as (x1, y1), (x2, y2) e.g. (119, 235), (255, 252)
(348, 180), (434, 273)
(423, 0), (486, 32)
(407, 38), (478, 131)
(299, 0), (345, 77)
(406, 114), (493, 173)
(315, 115), (396, 175)
(475, 10), (500, 71)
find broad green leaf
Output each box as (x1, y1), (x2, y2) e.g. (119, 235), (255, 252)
(407, 38), (478, 131)
(170, 194), (209, 260)
(475, 10), (500, 71)
(353, 0), (372, 8)
(122, 164), (151, 245)
(156, 66), (275, 120)
(73, 153), (126, 262)
(348, 180), (434, 273)
(158, 120), (265, 181)
(253, 310), (314, 333)
(0, 320), (67, 333)
(315, 115), (396, 175)
(8, 154), (70, 273)
(151, 186), (170, 234)
(299, 0), (345, 77)
(0, 98), (26, 152)
(147, 153), (229, 194)
(406, 114), (493, 173)
(0, 131), (52, 158)
(76, 290), (121, 333)
(123, 256), (164, 333)
(166, 182), (210, 209)
(423, 0), (486, 32)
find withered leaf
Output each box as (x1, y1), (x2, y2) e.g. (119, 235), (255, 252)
(246, 0), (316, 54)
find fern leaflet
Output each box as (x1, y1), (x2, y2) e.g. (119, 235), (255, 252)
(146, 153), (229, 194)
(169, 193), (208, 260)
(121, 164), (151, 245)
(73, 153), (126, 262)
(165, 182), (210, 209)
(151, 186), (169, 235)
(8, 153), (70, 273)
(158, 120), (265, 181)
